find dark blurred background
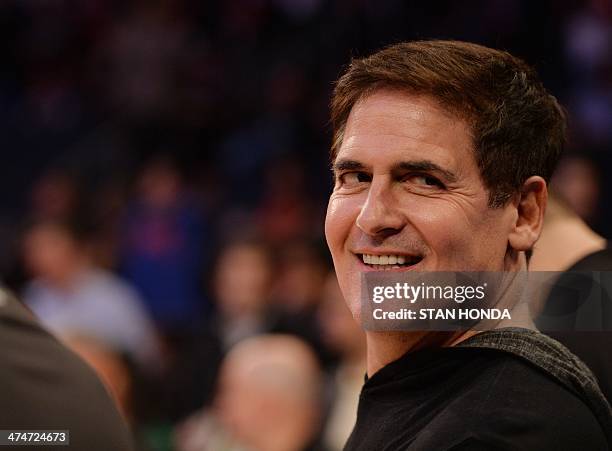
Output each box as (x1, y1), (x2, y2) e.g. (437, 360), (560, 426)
(0, 1), (610, 450)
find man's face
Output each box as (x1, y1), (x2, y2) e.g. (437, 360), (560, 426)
(325, 90), (517, 319)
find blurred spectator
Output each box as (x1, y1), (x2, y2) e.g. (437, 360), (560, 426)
(269, 240), (333, 365)
(29, 169), (79, 221)
(530, 192), (612, 402)
(22, 218), (160, 369)
(255, 157), (318, 244)
(271, 241), (328, 313)
(145, 237), (274, 426)
(175, 334), (325, 451)
(212, 238), (274, 349)
(317, 273), (365, 451)
(550, 155), (601, 224)
(119, 156), (210, 334)
(531, 191), (606, 272)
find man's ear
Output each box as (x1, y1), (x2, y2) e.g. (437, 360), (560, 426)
(508, 176), (547, 252)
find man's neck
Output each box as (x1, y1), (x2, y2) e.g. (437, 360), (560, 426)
(365, 330), (466, 377)
(364, 259), (535, 377)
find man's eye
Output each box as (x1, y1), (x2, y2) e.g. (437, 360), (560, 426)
(340, 172), (371, 185)
(406, 174), (445, 188)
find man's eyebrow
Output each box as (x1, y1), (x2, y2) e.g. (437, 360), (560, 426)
(332, 159), (367, 173)
(395, 161), (457, 183)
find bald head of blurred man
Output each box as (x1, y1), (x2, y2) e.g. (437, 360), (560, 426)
(216, 335), (323, 451)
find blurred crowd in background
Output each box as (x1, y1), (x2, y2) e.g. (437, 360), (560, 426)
(0, 1), (611, 450)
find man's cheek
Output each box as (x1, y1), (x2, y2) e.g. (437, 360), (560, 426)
(324, 197), (346, 247)
(336, 267), (361, 317)
(412, 207), (468, 248)
(326, 195), (360, 223)
(326, 197), (361, 249)
(420, 219), (477, 268)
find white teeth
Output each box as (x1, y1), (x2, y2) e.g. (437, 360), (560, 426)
(361, 254), (417, 267)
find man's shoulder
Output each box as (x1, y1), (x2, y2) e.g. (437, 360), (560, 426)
(345, 346), (608, 451)
(0, 289), (134, 451)
(418, 349), (608, 450)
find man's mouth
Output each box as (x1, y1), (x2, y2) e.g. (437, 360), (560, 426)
(358, 253), (423, 270)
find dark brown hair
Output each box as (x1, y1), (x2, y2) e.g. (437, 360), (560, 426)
(331, 40), (567, 207)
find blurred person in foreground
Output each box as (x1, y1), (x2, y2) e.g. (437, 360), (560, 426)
(530, 192), (612, 402)
(317, 272), (366, 451)
(325, 40), (611, 449)
(0, 288), (133, 450)
(62, 334), (135, 422)
(22, 218), (160, 370)
(174, 334), (325, 451)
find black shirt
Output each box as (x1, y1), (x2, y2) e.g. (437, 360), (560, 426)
(344, 346), (608, 450)
(0, 289), (134, 451)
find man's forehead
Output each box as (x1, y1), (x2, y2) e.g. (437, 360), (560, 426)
(337, 133), (460, 167)
(337, 90), (473, 172)
(346, 90), (465, 134)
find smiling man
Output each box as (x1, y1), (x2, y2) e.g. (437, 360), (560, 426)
(325, 41), (611, 450)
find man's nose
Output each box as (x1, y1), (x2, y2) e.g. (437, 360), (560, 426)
(356, 181), (405, 238)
